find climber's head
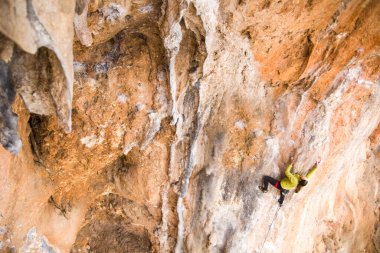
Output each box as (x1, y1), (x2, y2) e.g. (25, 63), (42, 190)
(299, 179), (308, 186)
(295, 177), (308, 193)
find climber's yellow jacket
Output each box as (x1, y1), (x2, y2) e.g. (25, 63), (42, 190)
(280, 164), (317, 190)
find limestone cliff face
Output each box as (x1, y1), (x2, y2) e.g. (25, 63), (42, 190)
(0, 0), (379, 252)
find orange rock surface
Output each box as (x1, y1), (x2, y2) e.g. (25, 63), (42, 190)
(0, 0), (379, 252)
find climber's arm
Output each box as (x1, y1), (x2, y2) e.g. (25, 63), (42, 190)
(284, 164), (297, 185)
(305, 165), (317, 180)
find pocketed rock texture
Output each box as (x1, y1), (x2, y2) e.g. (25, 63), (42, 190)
(0, 0), (75, 153)
(0, 0), (379, 252)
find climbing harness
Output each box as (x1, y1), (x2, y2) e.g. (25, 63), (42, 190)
(258, 205), (281, 253)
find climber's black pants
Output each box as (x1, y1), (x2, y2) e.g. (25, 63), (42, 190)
(262, 176), (289, 205)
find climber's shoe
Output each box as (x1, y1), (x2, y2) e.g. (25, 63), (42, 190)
(258, 186), (268, 193)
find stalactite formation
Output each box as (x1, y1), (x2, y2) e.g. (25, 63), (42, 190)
(0, 0), (379, 252)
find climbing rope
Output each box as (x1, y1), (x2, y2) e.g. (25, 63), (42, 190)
(258, 205), (281, 253)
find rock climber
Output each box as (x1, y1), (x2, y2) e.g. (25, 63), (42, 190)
(258, 161), (318, 206)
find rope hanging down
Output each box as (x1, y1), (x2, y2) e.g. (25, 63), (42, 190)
(258, 205), (281, 253)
